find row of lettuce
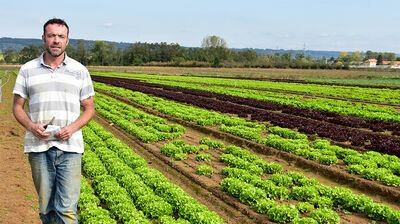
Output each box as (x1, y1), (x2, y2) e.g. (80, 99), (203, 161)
(91, 72), (400, 106)
(93, 83), (400, 188)
(140, 77), (400, 125)
(95, 93), (185, 143)
(186, 75), (400, 90)
(79, 120), (225, 224)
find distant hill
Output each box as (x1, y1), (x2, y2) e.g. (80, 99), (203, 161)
(0, 37), (131, 52)
(234, 48), (342, 60)
(1, 37), (345, 59)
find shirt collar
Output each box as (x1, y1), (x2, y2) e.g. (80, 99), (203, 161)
(40, 52), (70, 68)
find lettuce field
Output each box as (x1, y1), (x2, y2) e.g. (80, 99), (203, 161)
(4, 68), (400, 224)
(74, 71), (400, 224)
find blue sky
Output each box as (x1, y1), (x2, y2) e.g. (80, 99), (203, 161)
(1, 0), (399, 53)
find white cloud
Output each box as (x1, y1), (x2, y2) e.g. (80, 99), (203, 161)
(103, 22), (113, 27)
(320, 33), (329, 37)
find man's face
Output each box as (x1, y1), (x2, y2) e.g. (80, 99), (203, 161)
(42, 24), (69, 58)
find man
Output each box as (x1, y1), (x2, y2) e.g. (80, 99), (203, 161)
(12, 18), (95, 224)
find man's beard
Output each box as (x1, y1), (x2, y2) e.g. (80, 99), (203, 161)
(46, 46), (65, 57)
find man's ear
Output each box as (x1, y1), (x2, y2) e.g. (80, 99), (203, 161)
(42, 35), (46, 43)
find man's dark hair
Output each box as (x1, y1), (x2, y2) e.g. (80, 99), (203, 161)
(43, 18), (69, 36)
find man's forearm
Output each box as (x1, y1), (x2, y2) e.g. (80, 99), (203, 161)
(13, 95), (51, 140)
(13, 101), (34, 132)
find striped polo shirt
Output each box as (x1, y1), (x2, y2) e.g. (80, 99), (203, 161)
(13, 53), (95, 153)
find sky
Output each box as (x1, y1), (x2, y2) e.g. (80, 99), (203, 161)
(1, 0), (399, 53)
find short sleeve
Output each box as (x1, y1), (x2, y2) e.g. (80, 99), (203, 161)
(13, 69), (28, 99)
(80, 69), (95, 101)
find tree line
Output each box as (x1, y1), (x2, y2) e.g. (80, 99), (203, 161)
(337, 51), (399, 65)
(1, 36), (398, 69)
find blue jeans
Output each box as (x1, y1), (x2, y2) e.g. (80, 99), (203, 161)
(29, 147), (82, 224)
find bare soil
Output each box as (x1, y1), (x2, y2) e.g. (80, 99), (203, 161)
(0, 73), (41, 224)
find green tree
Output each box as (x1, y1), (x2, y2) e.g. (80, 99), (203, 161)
(383, 53), (396, 61)
(76, 40), (89, 65)
(90, 41), (107, 65)
(201, 35), (227, 48)
(337, 51), (363, 64)
(295, 53), (305, 60)
(39, 44), (45, 53)
(377, 54), (383, 65)
(3, 49), (16, 64)
(105, 43), (116, 65)
(282, 52), (293, 62)
(66, 45), (77, 59)
(18, 45), (40, 64)
(350, 51), (363, 62)
(235, 50), (258, 62)
(364, 51), (395, 61)
(206, 47), (231, 66)
(365, 50), (376, 59)
(115, 48), (123, 65)
(122, 42), (149, 65)
(305, 55), (313, 62)
(158, 42), (170, 62)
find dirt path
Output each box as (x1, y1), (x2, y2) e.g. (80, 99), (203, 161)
(0, 72), (41, 224)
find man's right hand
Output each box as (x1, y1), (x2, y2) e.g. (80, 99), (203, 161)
(29, 123), (51, 141)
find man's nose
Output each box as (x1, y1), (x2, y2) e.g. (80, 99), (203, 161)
(53, 36), (60, 43)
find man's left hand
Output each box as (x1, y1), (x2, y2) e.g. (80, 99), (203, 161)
(54, 126), (75, 141)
